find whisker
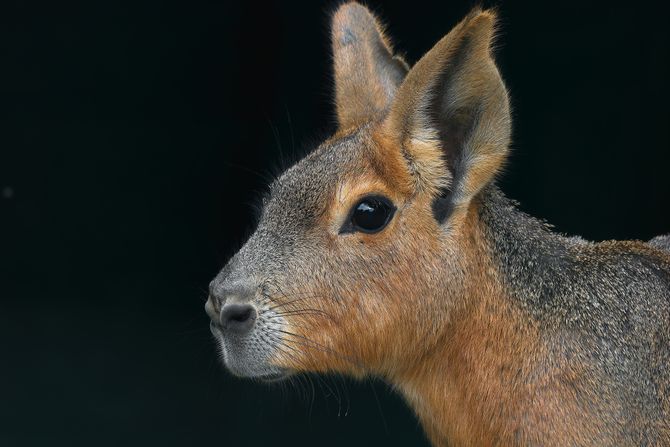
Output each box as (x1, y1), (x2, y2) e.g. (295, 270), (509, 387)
(271, 329), (364, 371)
(270, 308), (336, 320)
(266, 296), (315, 311)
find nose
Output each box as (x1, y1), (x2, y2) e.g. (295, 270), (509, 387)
(207, 278), (257, 333)
(219, 303), (257, 334)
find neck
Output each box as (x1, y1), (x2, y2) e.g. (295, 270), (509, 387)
(393, 186), (576, 446)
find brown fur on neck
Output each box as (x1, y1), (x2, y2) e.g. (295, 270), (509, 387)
(391, 202), (604, 446)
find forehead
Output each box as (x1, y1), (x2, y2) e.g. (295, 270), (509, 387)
(261, 130), (371, 222)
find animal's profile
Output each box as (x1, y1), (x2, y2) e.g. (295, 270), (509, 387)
(206, 3), (670, 445)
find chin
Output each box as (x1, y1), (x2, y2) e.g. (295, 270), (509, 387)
(224, 357), (291, 383)
(213, 326), (291, 383)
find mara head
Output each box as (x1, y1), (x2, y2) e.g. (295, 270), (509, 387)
(206, 3), (510, 382)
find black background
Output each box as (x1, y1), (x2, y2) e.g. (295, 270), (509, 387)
(2, 1), (670, 446)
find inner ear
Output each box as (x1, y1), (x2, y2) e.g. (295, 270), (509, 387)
(435, 105), (480, 182)
(429, 33), (486, 191)
(431, 106), (480, 222)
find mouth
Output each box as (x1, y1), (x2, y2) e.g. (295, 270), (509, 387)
(210, 320), (291, 382)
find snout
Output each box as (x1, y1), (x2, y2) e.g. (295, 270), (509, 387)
(205, 277), (288, 379)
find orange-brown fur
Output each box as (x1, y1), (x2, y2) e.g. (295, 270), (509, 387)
(208, 3), (670, 445)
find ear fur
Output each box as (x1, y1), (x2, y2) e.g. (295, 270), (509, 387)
(382, 9), (511, 218)
(331, 2), (408, 130)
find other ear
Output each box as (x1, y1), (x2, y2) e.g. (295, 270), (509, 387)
(331, 2), (408, 130)
(382, 9), (511, 218)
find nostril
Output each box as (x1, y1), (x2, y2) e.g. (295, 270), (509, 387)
(220, 303), (257, 334)
(230, 307), (252, 323)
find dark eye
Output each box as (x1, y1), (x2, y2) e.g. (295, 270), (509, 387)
(345, 196), (395, 234)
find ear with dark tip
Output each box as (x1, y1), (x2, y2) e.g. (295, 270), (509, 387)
(382, 9), (511, 215)
(331, 2), (408, 130)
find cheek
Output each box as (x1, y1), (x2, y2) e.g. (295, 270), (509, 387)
(265, 275), (355, 372)
(268, 207), (445, 373)
(302, 249), (424, 357)
(266, 269), (387, 373)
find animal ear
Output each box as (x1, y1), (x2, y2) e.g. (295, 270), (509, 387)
(331, 2), (408, 130)
(382, 9), (511, 218)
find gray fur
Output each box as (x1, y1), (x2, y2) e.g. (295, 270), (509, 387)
(650, 234), (670, 252)
(480, 186), (670, 444)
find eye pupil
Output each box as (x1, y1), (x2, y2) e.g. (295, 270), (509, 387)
(350, 197), (394, 233)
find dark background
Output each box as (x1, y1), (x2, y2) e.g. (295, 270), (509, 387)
(2, 0), (670, 446)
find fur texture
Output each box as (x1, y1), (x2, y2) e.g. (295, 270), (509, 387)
(207, 3), (670, 445)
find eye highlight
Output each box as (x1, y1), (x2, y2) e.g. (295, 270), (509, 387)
(341, 195), (396, 234)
